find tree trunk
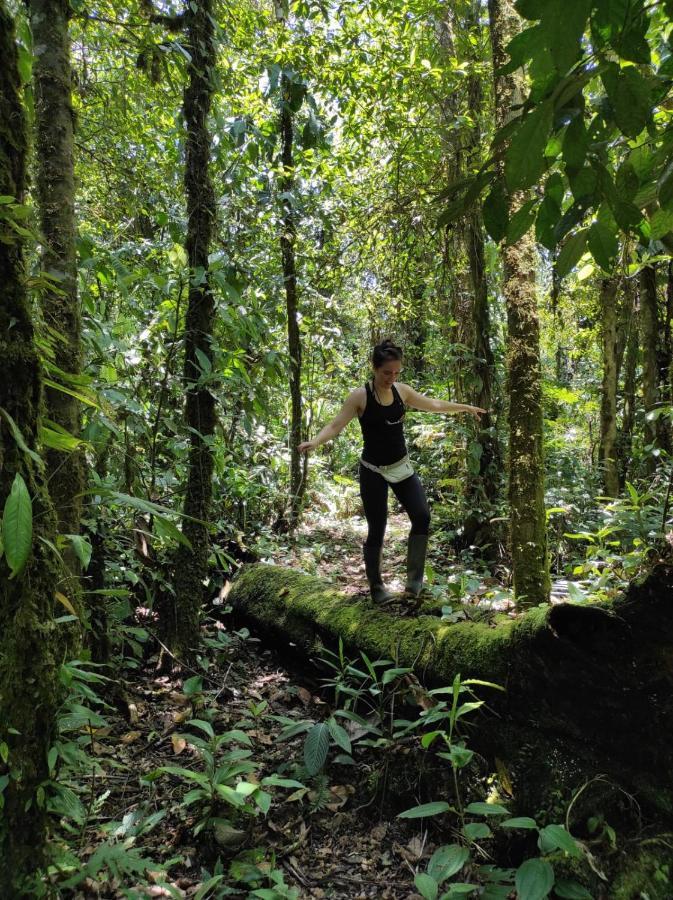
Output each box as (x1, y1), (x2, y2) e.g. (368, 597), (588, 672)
(280, 73), (304, 529)
(618, 289), (639, 491)
(489, 0), (549, 605)
(229, 562), (673, 817)
(29, 0), (85, 642)
(164, 0), (217, 662)
(0, 5), (60, 887)
(599, 277), (620, 496)
(640, 265), (660, 474)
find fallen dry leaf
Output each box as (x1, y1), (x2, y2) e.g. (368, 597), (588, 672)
(120, 730), (142, 745)
(171, 734), (187, 755)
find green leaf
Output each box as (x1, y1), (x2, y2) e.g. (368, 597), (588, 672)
(587, 220), (618, 270)
(465, 802), (510, 816)
(463, 822), (492, 840)
(505, 102), (553, 191)
(0, 408), (41, 465)
(536, 197), (562, 250)
(66, 534), (93, 570)
(327, 717), (352, 754)
(304, 722), (329, 775)
(515, 0), (546, 19)
(555, 228), (588, 277)
(538, 824), (581, 857)
(427, 844), (470, 882)
(43, 377), (100, 409)
(194, 875), (225, 900)
(501, 26), (544, 74)
(542, 0), (590, 73)
(483, 182), (509, 243)
(568, 166), (597, 201)
(602, 63), (652, 138)
(501, 816), (538, 829)
(506, 199), (537, 244)
(515, 858), (555, 900)
(658, 161), (673, 208)
(648, 207), (673, 241)
(3, 473), (32, 578)
(562, 116), (589, 171)
(554, 879), (594, 899)
(398, 801), (454, 819)
(415, 873), (439, 900)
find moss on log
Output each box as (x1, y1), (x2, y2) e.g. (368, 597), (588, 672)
(229, 562), (673, 813)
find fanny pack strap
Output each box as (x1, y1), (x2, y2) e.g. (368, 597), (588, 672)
(360, 454), (410, 475)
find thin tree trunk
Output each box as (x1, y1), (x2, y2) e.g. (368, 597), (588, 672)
(599, 277), (620, 496)
(164, 0), (217, 662)
(640, 265), (660, 473)
(618, 285), (638, 490)
(0, 5), (59, 887)
(489, 0), (549, 606)
(280, 73), (304, 528)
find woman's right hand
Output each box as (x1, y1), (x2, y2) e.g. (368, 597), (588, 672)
(298, 440), (317, 454)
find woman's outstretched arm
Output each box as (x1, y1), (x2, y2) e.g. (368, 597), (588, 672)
(298, 388), (364, 453)
(397, 384), (486, 419)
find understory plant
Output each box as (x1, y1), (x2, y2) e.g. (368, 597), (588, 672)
(397, 675), (593, 900)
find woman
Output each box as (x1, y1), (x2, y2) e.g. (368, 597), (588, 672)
(299, 340), (486, 602)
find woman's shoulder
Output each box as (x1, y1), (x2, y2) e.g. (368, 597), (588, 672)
(346, 385), (367, 412)
(394, 382), (412, 402)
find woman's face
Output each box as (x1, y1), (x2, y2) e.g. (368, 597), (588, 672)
(374, 358), (402, 387)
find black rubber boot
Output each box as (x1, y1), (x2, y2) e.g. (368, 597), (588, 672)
(405, 534), (429, 597)
(363, 544), (393, 603)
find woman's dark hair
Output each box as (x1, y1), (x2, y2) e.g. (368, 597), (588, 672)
(372, 339), (403, 369)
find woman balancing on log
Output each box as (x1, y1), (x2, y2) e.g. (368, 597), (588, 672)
(298, 340), (486, 603)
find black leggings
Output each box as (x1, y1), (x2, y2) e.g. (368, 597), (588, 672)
(359, 464), (430, 548)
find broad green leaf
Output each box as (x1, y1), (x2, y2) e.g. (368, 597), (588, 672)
(648, 208), (673, 241)
(568, 166), (597, 202)
(66, 534), (93, 570)
(194, 875), (225, 900)
(601, 63), (652, 138)
(415, 873), (439, 900)
(438, 885), (478, 897)
(483, 183), (509, 243)
(562, 116), (589, 171)
(427, 844), (470, 882)
(501, 26), (544, 74)
(39, 421), (83, 452)
(555, 228), (588, 277)
(506, 199), (537, 244)
(502, 816), (538, 829)
(554, 879), (593, 899)
(542, 0), (590, 73)
(505, 102), (553, 191)
(465, 802), (510, 816)
(398, 801), (454, 819)
(463, 822), (492, 840)
(587, 220), (618, 271)
(658, 161), (673, 208)
(536, 196), (561, 250)
(327, 717), (352, 754)
(515, 0), (545, 19)
(304, 722), (329, 775)
(538, 824), (581, 857)
(515, 858), (554, 900)
(3, 473), (32, 579)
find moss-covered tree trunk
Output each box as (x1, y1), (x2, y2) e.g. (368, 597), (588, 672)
(599, 277), (620, 496)
(0, 5), (60, 888)
(164, 0), (217, 661)
(229, 562), (673, 815)
(28, 0), (85, 645)
(279, 72), (304, 529)
(489, 0), (549, 605)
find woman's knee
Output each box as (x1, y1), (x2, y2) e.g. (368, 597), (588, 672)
(411, 505), (431, 534)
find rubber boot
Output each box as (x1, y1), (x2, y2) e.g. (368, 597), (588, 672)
(405, 534), (429, 597)
(363, 544), (393, 603)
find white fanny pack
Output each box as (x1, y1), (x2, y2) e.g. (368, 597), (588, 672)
(360, 454), (414, 484)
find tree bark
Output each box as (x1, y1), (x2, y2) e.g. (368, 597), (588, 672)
(640, 265), (661, 474)
(0, 5), (60, 887)
(29, 0), (85, 641)
(599, 277), (620, 496)
(488, 0), (549, 605)
(618, 287), (639, 490)
(164, 0), (217, 662)
(280, 73), (304, 529)
(229, 562), (673, 816)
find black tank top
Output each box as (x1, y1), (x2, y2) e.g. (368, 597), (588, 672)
(358, 382), (407, 466)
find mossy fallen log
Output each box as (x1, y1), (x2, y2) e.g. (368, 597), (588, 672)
(229, 562), (673, 815)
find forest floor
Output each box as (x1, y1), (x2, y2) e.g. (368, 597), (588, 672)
(61, 505), (497, 899)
